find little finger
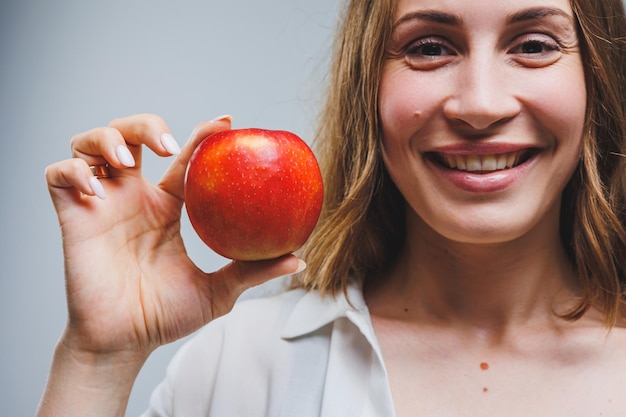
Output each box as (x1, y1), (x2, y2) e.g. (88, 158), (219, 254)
(45, 158), (108, 202)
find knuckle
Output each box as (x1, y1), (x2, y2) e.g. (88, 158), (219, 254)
(107, 115), (126, 128)
(100, 127), (123, 143)
(43, 163), (56, 181)
(136, 114), (168, 136)
(69, 132), (81, 151)
(108, 113), (169, 144)
(67, 157), (88, 172)
(112, 113), (166, 130)
(142, 113), (166, 126)
(44, 158), (87, 185)
(70, 127), (119, 151)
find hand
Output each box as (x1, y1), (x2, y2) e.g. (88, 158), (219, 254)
(44, 114), (301, 358)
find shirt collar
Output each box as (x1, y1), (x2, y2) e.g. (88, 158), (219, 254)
(281, 281), (369, 339)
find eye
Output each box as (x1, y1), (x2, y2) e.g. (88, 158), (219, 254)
(509, 34), (562, 67)
(404, 37), (457, 69)
(406, 37), (455, 57)
(514, 39), (559, 54)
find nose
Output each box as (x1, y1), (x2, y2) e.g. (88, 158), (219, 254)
(443, 57), (521, 130)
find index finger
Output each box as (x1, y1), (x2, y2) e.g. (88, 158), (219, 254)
(108, 113), (181, 157)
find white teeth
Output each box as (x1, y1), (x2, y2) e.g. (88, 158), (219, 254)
(482, 155), (497, 171)
(466, 155), (482, 171)
(507, 153), (517, 168)
(456, 156), (467, 170)
(443, 151), (523, 172)
(496, 154), (508, 170)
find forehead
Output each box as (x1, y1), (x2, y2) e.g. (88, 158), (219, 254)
(392, 0), (575, 20)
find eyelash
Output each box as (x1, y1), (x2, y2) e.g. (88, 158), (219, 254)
(510, 37), (562, 54)
(401, 34), (563, 68)
(405, 37), (455, 58)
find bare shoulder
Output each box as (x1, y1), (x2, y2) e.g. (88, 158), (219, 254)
(572, 308), (626, 356)
(604, 315), (626, 356)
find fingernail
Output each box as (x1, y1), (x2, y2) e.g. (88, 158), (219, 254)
(160, 133), (181, 155)
(294, 259), (307, 274)
(89, 176), (106, 200)
(211, 114), (232, 123)
(116, 145), (135, 167)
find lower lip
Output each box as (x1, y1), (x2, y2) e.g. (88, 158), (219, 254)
(430, 155), (535, 193)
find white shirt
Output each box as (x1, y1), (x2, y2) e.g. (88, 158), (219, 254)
(141, 282), (396, 416)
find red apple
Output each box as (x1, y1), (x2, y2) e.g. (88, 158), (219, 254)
(184, 128), (324, 261)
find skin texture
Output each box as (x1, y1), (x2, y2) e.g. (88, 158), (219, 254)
(379, 0), (586, 245)
(366, 0), (626, 415)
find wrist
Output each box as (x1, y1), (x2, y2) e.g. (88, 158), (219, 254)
(57, 335), (151, 372)
(36, 338), (150, 417)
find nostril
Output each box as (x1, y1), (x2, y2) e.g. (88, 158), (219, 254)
(448, 111), (518, 131)
(443, 86), (521, 131)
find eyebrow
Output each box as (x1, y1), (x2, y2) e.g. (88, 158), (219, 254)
(392, 6), (574, 31)
(392, 10), (462, 31)
(507, 7), (574, 25)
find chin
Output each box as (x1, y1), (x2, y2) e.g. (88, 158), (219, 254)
(435, 223), (522, 245)
(412, 206), (554, 248)
(441, 227), (529, 246)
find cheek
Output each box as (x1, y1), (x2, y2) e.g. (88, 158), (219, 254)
(378, 66), (437, 142)
(529, 61), (587, 149)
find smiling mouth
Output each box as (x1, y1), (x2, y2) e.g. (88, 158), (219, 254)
(432, 150), (534, 173)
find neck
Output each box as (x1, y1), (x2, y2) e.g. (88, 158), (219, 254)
(365, 210), (580, 338)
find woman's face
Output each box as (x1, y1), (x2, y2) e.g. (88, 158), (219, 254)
(378, 0), (587, 244)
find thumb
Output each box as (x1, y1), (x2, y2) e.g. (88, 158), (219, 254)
(203, 254), (306, 318)
(159, 116), (232, 199)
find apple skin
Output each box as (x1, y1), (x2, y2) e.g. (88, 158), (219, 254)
(184, 128), (324, 261)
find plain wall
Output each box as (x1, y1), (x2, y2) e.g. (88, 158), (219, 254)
(0, 1), (339, 416)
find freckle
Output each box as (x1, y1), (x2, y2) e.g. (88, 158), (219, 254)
(404, 308), (409, 313)
(483, 387), (488, 393)
(480, 362), (489, 371)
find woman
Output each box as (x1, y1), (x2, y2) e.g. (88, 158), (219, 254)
(38, 0), (626, 415)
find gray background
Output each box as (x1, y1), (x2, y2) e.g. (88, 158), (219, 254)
(0, 0), (339, 415)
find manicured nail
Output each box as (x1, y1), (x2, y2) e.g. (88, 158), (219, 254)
(211, 114), (232, 123)
(116, 145), (135, 167)
(89, 176), (106, 200)
(161, 133), (181, 155)
(294, 259), (307, 274)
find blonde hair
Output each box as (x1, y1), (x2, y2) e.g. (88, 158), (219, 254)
(296, 0), (400, 294)
(296, 0), (626, 325)
(562, 0), (626, 324)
